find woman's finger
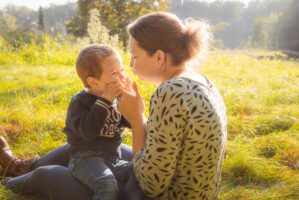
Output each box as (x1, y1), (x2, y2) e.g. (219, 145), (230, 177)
(133, 82), (141, 97)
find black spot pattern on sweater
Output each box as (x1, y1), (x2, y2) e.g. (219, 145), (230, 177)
(133, 76), (227, 200)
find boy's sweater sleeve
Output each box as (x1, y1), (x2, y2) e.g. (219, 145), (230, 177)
(120, 116), (131, 129)
(67, 96), (111, 141)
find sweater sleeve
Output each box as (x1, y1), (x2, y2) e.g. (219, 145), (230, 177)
(67, 96), (112, 141)
(133, 82), (187, 197)
(120, 116), (131, 129)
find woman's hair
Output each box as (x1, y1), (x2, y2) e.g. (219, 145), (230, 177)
(76, 44), (117, 87)
(127, 12), (212, 66)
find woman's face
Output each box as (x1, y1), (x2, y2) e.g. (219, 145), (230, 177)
(129, 37), (160, 83)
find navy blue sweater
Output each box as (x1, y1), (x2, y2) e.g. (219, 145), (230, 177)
(63, 90), (130, 158)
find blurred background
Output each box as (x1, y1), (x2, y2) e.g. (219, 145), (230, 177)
(0, 1), (298, 199)
(0, 0), (298, 54)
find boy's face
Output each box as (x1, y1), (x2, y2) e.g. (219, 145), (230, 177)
(94, 54), (125, 92)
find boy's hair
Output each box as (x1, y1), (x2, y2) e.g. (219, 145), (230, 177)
(76, 45), (117, 87)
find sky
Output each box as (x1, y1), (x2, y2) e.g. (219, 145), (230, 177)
(0, 0), (254, 10)
(0, 0), (77, 10)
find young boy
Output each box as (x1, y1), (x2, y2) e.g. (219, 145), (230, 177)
(64, 44), (131, 200)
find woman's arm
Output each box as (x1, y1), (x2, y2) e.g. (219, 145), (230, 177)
(117, 82), (146, 153)
(130, 114), (147, 154)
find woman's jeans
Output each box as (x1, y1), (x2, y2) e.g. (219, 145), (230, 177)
(3, 143), (146, 200)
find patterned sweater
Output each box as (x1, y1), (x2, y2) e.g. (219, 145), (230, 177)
(63, 90), (130, 158)
(133, 75), (227, 200)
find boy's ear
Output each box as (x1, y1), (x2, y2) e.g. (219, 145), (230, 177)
(86, 76), (98, 88)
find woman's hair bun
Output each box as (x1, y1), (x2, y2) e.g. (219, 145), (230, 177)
(182, 18), (212, 63)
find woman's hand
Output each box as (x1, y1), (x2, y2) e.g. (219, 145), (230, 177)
(119, 74), (135, 96)
(118, 81), (146, 154)
(117, 82), (145, 124)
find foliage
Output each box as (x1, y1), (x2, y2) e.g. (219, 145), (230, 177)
(85, 9), (119, 48)
(66, 0), (169, 48)
(248, 13), (280, 49)
(171, 0), (294, 49)
(0, 35), (80, 66)
(277, 0), (299, 52)
(38, 6), (45, 31)
(0, 3), (77, 36)
(1, 0), (298, 50)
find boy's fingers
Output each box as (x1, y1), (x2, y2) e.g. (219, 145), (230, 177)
(107, 78), (121, 86)
(107, 82), (123, 90)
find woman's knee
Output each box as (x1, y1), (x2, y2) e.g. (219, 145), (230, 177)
(29, 166), (52, 181)
(30, 165), (92, 200)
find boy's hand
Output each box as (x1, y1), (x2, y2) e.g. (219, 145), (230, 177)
(101, 79), (124, 102)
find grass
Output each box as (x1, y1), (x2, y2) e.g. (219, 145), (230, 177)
(0, 46), (298, 199)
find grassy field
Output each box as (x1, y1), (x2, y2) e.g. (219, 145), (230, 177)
(0, 47), (298, 199)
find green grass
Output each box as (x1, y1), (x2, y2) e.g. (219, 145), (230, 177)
(0, 48), (298, 199)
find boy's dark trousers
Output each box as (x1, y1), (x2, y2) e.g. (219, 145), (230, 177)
(69, 150), (152, 200)
(69, 151), (118, 200)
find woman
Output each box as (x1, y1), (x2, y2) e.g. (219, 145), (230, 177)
(118, 12), (227, 199)
(1, 12), (227, 200)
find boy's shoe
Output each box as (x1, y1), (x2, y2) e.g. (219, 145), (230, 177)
(0, 136), (37, 176)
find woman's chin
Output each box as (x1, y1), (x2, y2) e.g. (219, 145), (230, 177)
(137, 75), (149, 83)
(133, 71), (154, 84)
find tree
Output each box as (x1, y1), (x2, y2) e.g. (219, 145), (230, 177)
(66, 0), (169, 48)
(3, 4), (36, 32)
(43, 3), (77, 35)
(170, 0), (246, 48)
(278, 1), (299, 52)
(170, 0), (293, 49)
(249, 13), (280, 49)
(2, 3), (76, 36)
(86, 9), (119, 47)
(38, 6), (45, 31)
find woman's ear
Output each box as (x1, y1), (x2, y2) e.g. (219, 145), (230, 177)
(155, 50), (166, 68)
